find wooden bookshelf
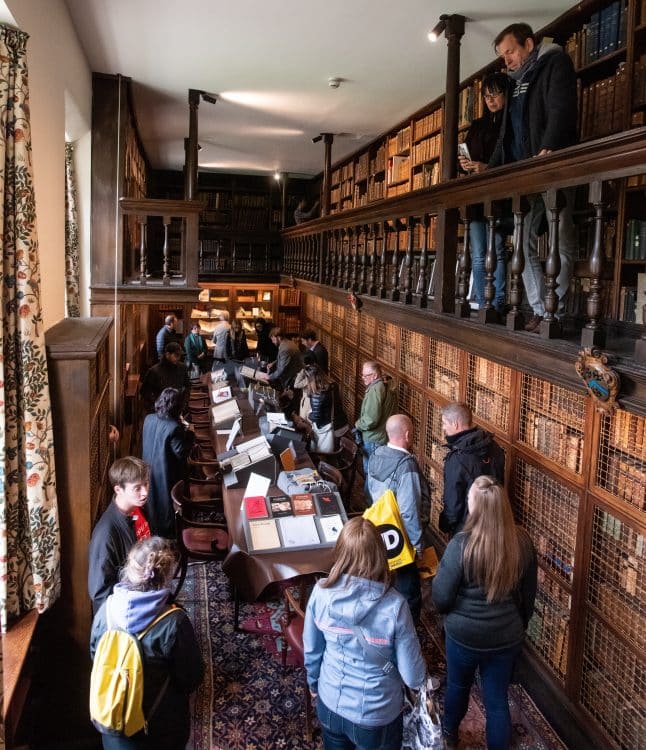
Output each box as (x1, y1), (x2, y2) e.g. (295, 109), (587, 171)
(301, 287), (645, 750)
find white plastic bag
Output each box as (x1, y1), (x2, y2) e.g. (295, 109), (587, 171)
(401, 675), (443, 750)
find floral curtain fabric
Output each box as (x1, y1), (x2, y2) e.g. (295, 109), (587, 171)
(64, 142), (81, 317)
(0, 26), (61, 632)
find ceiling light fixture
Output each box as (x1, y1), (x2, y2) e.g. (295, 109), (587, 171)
(273, 171), (281, 181)
(428, 14), (449, 42)
(328, 77), (342, 89)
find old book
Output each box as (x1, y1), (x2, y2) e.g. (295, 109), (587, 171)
(248, 518), (281, 552)
(278, 515), (321, 547)
(313, 491), (342, 516)
(292, 493), (315, 515)
(243, 496), (268, 520)
(318, 514), (344, 543)
(269, 495), (294, 518)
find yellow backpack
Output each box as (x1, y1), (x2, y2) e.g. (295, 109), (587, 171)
(89, 602), (178, 736)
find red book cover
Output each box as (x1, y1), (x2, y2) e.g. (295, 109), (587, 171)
(244, 496), (269, 520)
(291, 493), (315, 515)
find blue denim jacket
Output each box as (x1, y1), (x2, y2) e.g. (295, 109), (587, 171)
(303, 574), (425, 727)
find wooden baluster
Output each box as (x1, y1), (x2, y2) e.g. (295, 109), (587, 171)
(306, 235), (313, 280)
(506, 194), (527, 331)
(351, 226), (360, 291)
(162, 216), (171, 284)
(389, 219), (402, 302)
(368, 222), (378, 296)
(336, 231), (344, 288)
(138, 216), (147, 285)
(479, 200), (499, 324)
(378, 221), (389, 298)
(455, 207), (471, 317)
(328, 231), (337, 286)
(359, 224), (368, 294)
(539, 188), (564, 338)
(582, 180), (606, 347)
(343, 228), (352, 289)
(414, 214), (429, 308)
(403, 216), (414, 304)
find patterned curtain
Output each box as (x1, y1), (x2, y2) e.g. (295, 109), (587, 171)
(64, 142), (81, 317)
(0, 26), (61, 633)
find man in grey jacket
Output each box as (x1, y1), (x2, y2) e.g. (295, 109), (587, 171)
(489, 23), (578, 333)
(367, 414), (430, 622)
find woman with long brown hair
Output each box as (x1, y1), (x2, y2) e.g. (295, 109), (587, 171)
(304, 516), (425, 749)
(432, 476), (537, 750)
(303, 363), (349, 452)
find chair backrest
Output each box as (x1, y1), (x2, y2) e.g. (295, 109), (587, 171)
(317, 460), (344, 492)
(339, 435), (358, 460)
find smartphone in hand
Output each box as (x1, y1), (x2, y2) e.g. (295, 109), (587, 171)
(458, 142), (471, 160)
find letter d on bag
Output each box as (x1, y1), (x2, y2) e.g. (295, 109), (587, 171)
(363, 489), (415, 571)
(379, 524), (404, 556)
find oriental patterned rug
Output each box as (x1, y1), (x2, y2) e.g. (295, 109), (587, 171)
(185, 561), (565, 750)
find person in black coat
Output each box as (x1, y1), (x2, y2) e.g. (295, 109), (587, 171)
(253, 318), (278, 362)
(301, 329), (329, 373)
(440, 402), (505, 537)
(91, 536), (204, 750)
(141, 388), (195, 539)
(227, 319), (250, 361)
(458, 72), (510, 314)
(432, 477), (537, 749)
(140, 342), (191, 413)
(88, 457), (152, 616)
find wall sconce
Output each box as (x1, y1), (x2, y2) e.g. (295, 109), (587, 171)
(428, 14), (449, 42)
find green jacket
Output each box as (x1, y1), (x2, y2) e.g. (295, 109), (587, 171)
(354, 376), (397, 445)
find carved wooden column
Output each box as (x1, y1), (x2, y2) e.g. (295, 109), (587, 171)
(506, 194), (526, 331)
(378, 221), (389, 298)
(358, 224), (368, 294)
(581, 180), (606, 347)
(539, 188), (565, 338)
(138, 216), (147, 284)
(389, 220), (402, 302)
(403, 216), (415, 304)
(455, 207), (471, 317)
(162, 216), (171, 285)
(329, 229), (339, 286)
(368, 223), (378, 296)
(414, 214), (429, 308)
(479, 200), (499, 324)
(350, 226), (359, 291)
(432, 207), (459, 314)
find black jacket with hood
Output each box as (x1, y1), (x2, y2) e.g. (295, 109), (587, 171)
(440, 427), (505, 536)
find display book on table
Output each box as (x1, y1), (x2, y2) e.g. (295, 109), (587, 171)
(218, 435), (278, 489)
(242, 490), (347, 554)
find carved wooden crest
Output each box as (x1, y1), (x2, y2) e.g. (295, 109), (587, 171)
(574, 347), (620, 413)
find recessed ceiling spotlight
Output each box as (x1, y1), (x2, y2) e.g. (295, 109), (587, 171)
(328, 77), (342, 89)
(273, 172), (281, 181)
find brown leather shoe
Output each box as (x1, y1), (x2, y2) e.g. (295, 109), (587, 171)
(524, 314), (543, 332)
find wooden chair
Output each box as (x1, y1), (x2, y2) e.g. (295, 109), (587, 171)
(171, 481), (230, 596)
(171, 478), (223, 520)
(314, 436), (358, 497)
(279, 576), (317, 741)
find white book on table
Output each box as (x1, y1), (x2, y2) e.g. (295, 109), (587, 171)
(278, 515), (321, 547)
(318, 514), (344, 543)
(248, 518), (281, 551)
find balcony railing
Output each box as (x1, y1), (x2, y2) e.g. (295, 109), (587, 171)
(281, 128), (646, 363)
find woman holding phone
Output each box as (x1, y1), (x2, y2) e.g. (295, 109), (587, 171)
(458, 72), (510, 315)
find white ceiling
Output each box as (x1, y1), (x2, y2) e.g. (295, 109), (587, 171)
(64, 0), (572, 178)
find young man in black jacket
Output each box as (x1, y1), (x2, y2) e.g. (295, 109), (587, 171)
(88, 457), (151, 615)
(440, 403), (505, 537)
(489, 22), (578, 333)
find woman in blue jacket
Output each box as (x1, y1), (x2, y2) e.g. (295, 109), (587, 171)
(432, 476), (537, 750)
(304, 516), (425, 750)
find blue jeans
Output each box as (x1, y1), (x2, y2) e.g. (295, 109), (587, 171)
(317, 698), (403, 750)
(391, 561), (421, 624)
(443, 635), (521, 750)
(362, 441), (380, 477)
(469, 221), (507, 312)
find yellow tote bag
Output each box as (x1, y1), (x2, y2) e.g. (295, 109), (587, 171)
(363, 489), (415, 571)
